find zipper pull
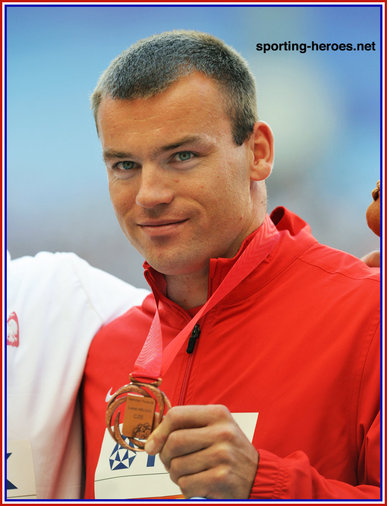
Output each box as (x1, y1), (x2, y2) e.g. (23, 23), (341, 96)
(186, 324), (201, 354)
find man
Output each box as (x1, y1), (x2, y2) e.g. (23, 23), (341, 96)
(6, 251), (148, 499)
(82, 31), (380, 499)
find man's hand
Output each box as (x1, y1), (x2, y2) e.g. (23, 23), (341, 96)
(144, 405), (258, 499)
(361, 250), (380, 267)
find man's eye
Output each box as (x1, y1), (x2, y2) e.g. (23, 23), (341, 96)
(117, 161), (136, 171)
(174, 151), (194, 162)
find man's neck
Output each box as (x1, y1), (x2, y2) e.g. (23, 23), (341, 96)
(164, 198), (268, 310)
(165, 268), (209, 310)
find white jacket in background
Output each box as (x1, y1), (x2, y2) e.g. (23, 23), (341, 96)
(6, 251), (148, 499)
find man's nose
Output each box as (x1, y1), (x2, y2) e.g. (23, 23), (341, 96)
(135, 164), (174, 209)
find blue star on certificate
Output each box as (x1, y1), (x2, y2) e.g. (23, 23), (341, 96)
(7, 453), (17, 490)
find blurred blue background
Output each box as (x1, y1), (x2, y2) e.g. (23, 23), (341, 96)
(6, 4), (381, 289)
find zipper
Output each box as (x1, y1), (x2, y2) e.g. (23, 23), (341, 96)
(186, 323), (201, 353)
(178, 323), (201, 405)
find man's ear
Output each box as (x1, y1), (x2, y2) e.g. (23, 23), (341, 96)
(248, 121), (274, 181)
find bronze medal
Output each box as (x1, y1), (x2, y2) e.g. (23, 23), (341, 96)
(122, 395), (155, 440)
(106, 376), (171, 451)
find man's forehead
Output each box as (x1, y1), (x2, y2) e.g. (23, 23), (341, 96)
(97, 75), (233, 150)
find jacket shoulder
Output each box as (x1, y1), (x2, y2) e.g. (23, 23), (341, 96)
(300, 242), (380, 284)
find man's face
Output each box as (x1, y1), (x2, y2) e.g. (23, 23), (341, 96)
(97, 72), (264, 277)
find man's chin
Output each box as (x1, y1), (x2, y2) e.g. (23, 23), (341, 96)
(146, 254), (208, 278)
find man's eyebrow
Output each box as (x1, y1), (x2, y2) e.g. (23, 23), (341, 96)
(156, 135), (205, 153)
(103, 149), (134, 161)
(103, 136), (209, 161)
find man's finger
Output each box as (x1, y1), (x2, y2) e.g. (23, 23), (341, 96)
(145, 405), (231, 454)
(145, 406), (207, 454)
(159, 426), (213, 469)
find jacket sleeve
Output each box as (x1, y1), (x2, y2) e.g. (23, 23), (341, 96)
(249, 432), (379, 500)
(250, 324), (380, 500)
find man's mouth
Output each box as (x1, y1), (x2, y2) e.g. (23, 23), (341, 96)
(139, 218), (187, 227)
(137, 218), (189, 236)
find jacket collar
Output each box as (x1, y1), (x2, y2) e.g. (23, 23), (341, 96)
(143, 207), (316, 313)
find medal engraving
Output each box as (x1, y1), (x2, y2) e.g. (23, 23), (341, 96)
(123, 395), (155, 439)
(106, 377), (171, 451)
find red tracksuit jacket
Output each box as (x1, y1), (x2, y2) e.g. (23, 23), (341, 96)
(82, 207), (380, 499)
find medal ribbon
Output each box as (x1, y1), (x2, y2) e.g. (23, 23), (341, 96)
(131, 215), (280, 382)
